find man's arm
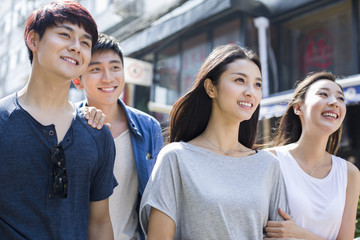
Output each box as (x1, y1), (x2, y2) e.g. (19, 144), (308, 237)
(88, 198), (114, 240)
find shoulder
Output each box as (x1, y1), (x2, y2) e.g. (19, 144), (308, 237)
(249, 150), (281, 170)
(158, 142), (184, 156)
(155, 142), (188, 163)
(0, 94), (18, 125)
(346, 161), (360, 186)
(126, 105), (160, 125)
(151, 142), (185, 173)
(0, 93), (17, 112)
(74, 110), (113, 143)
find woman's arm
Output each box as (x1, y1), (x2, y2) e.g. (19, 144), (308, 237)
(265, 208), (326, 239)
(336, 162), (360, 240)
(147, 207), (175, 240)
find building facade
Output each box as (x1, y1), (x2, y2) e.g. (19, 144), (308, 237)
(108, 0), (360, 168)
(1, 0), (359, 167)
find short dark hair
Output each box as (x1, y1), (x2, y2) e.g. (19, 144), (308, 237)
(169, 44), (261, 149)
(24, 0), (98, 63)
(93, 33), (124, 66)
(271, 71), (343, 154)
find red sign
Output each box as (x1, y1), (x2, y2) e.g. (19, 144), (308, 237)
(299, 29), (334, 74)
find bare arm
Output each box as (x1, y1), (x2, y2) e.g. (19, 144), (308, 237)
(88, 198), (114, 240)
(265, 208), (326, 239)
(147, 207), (175, 240)
(336, 162), (360, 240)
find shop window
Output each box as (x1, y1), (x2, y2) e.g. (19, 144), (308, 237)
(180, 34), (207, 95)
(280, 0), (355, 91)
(213, 19), (240, 47)
(153, 43), (180, 123)
(246, 18), (259, 53)
(156, 43), (181, 105)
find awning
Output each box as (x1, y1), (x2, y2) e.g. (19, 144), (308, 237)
(259, 74), (360, 120)
(114, 0), (330, 56)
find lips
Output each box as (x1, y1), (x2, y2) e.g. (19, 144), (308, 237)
(61, 56), (79, 65)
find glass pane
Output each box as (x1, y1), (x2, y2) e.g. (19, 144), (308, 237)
(280, 1), (355, 91)
(155, 43), (181, 106)
(213, 19), (240, 47)
(180, 34), (207, 95)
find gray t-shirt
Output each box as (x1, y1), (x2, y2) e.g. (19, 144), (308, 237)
(140, 142), (289, 239)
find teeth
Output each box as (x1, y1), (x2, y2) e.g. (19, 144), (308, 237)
(101, 87), (115, 92)
(237, 101), (252, 107)
(62, 57), (77, 65)
(322, 112), (338, 119)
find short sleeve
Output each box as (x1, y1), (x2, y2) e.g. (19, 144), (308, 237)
(151, 119), (163, 162)
(268, 161), (290, 221)
(90, 129), (117, 201)
(139, 144), (182, 236)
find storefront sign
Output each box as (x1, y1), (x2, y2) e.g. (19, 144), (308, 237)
(124, 57), (153, 87)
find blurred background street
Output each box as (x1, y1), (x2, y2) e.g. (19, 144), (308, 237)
(1, 0), (360, 168)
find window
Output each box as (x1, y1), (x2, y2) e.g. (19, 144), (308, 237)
(156, 43), (181, 105)
(180, 34), (207, 95)
(213, 19), (240, 47)
(279, 0), (355, 91)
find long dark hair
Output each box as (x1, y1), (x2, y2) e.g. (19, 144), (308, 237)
(168, 44), (261, 149)
(271, 71), (343, 154)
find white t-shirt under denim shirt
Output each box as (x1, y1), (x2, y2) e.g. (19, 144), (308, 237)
(110, 130), (140, 240)
(140, 142), (289, 239)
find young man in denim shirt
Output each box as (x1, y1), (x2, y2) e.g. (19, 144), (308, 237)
(0, 2), (117, 239)
(74, 33), (163, 240)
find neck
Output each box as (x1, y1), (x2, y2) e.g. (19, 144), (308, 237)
(202, 114), (241, 152)
(18, 68), (72, 109)
(290, 132), (330, 166)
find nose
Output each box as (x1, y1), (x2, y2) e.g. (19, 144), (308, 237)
(68, 39), (80, 54)
(328, 96), (339, 107)
(101, 69), (112, 82)
(244, 84), (255, 97)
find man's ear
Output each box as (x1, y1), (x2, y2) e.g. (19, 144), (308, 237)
(204, 78), (216, 98)
(73, 77), (83, 90)
(26, 30), (38, 52)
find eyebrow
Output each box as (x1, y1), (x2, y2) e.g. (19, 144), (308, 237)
(56, 24), (92, 42)
(318, 87), (344, 96)
(88, 60), (122, 66)
(232, 72), (262, 81)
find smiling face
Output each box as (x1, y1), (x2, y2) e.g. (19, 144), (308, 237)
(297, 79), (346, 135)
(206, 58), (262, 123)
(30, 22), (92, 80)
(78, 49), (125, 108)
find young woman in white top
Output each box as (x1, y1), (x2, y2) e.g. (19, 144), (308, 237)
(264, 72), (360, 240)
(139, 44), (289, 239)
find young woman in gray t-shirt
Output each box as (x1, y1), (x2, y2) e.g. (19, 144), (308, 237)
(139, 44), (289, 239)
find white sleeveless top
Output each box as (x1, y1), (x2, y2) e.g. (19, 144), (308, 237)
(275, 146), (347, 240)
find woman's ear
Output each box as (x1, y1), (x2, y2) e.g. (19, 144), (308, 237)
(204, 78), (216, 98)
(293, 103), (303, 116)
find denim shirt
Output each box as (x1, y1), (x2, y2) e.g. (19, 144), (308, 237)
(78, 99), (163, 195)
(117, 99), (163, 195)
